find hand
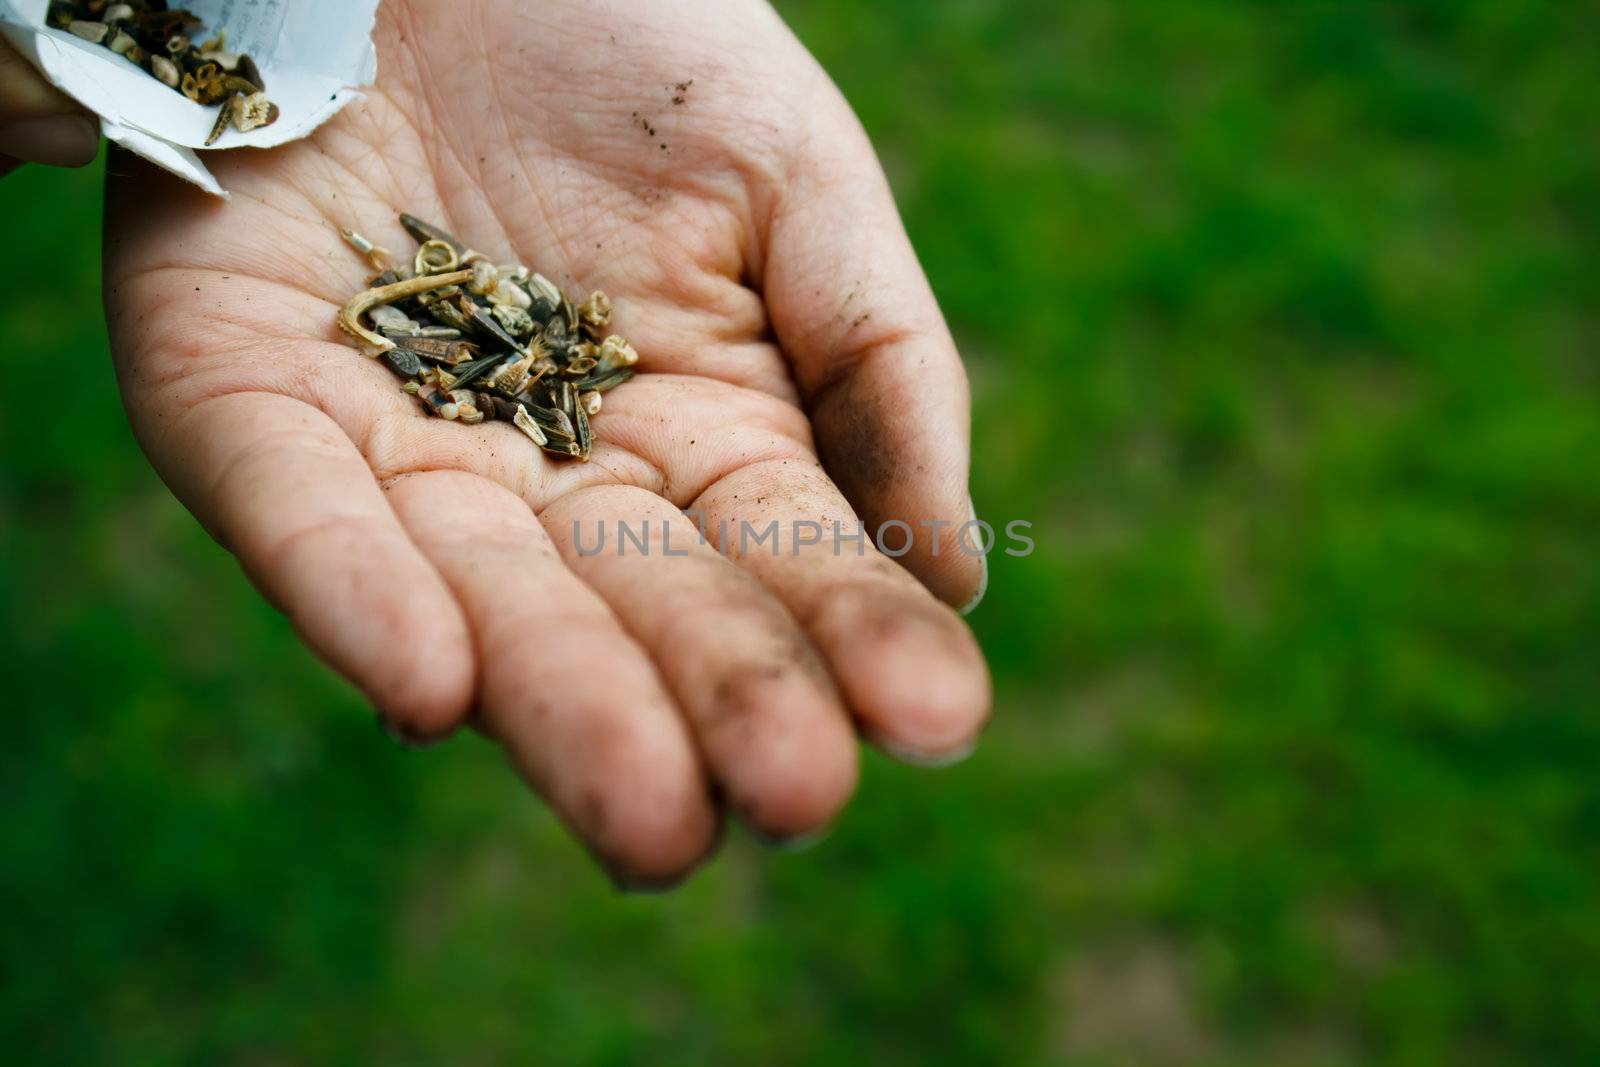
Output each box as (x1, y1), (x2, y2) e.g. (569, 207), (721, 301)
(103, 0), (989, 887)
(0, 33), (98, 176)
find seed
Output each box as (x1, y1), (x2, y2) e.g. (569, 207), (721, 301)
(367, 304), (414, 330)
(424, 297), (475, 335)
(199, 47), (242, 72)
(512, 404), (548, 446)
(526, 274), (563, 320)
(414, 239), (459, 276)
(203, 97), (233, 146)
(488, 355), (533, 396)
(577, 291), (612, 330)
(417, 384), (453, 418)
(389, 337), (478, 366)
(335, 213), (642, 462)
(469, 260), (499, 296)
(483, 395), (521, 422)
(68, 20), (109, 44)
(490, 303), (535, 339)
(181, 63), (229, 105)
(382, 347), (424, 379)
(572, 394), (593, 461)
(597, 335), (639, 368)
(237, 55), (265, 93)
(571, 367), (635, 393)
(65, 0), (287, 127)
(543, 315), (570, 350)
(149, 54), (180, 87)
(450, 353), (513, 390)
(562, 356), (599, 378)
(489, 277), (532, 310)
(399, 214), (466, 254)
(231, 91), (280, 134)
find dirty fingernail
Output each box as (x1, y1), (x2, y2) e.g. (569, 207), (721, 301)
(377, 714), (445, 750)
(0, 115), (98, 168)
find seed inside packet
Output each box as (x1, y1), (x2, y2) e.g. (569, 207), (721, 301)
(336, 214), (639, 463)
(48, 1), (280, 145)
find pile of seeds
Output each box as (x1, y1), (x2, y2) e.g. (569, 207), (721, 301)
(47, 1), (278, 145)
(336, 214), (639, 462)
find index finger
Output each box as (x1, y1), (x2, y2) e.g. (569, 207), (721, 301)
(762, 83), (984, 612)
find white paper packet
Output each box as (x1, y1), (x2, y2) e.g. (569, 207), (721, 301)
(0, 0), (380, 196)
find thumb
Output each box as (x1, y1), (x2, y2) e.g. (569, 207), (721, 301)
(0, 33), (98, 172)
(763, 79), (983, 610)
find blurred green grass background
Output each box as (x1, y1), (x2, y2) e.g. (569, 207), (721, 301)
(3, 1), (1598, 1063)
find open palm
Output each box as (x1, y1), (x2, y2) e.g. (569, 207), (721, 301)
(102, 0), (988, 886)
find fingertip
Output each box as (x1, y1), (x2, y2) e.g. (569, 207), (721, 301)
(263, 514), (476, 742)
(364, 614), (477, 742)
(920, 520), (989, 611)
(723, 701), (860, 842)
(817, 586), (992, 758)
(589, 776), (723, 891)
(0, 114), (98, 168)
(872, 641), (991, 758)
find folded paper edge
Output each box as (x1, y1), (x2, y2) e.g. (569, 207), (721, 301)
(0, 10), (381, 195)
(104, 121), (227, 197)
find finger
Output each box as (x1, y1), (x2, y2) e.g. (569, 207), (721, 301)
(0, 35), (98, 168)
(544, 485), (858, 842)
(762, 92), (983, 611)
(386, 471), (720, 886)
(151, 392), (475, 736)
(696, 460), (991, 763)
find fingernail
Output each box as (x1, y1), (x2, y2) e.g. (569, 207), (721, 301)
(871, 732), (981, 769)
(745, 823), (833, 854)
(602, 821), (723, 894)
(0, 115), (99, 168)
(601, 857), (697, 902)
(959, 495), (989, 616)
(376, 714), (444, 750)
(606, 866), (693, 896)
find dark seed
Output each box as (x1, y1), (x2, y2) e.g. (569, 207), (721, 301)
(455, 294), (527, 352)
(399, 214), (466, 254)
(484, 396), (522, 422)
(382, 347), (424, 379)
(573, 395), (593, 461)
(237, 53), (264, 92)
(450, 352), (514, 390)
(571, 367), (635, 393)
(392, 337), (479, 366)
